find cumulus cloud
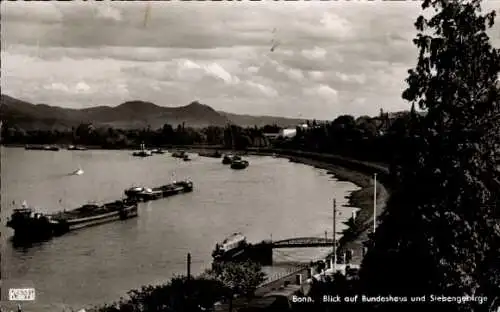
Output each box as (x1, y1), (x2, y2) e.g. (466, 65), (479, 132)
(301, 47), (327, 60)
(246, 81), (279, 97)
(304, 84), (339, 100)
(1, 1), (499, 118)
(93, 3), (123, 21)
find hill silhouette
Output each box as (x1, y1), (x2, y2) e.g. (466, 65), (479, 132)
(0, 95), (305, 130)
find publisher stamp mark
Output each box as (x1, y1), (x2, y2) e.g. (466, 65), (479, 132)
(8, 288), (36, 301)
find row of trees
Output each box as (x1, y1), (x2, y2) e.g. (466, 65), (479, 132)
(275, 111), (421, 163)
(1, 112), (420, 164)
(0, 122), (268, 150)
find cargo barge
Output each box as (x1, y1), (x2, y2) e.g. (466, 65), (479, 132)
(124, 180), (193, 202)
(6, 199), (138, 240)
(25, 144), (60, 151)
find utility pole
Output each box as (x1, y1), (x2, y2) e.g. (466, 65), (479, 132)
(373, 173), (377, 234)
(187, 253), (191, 281)
(333, 198), (337, 271)
(187, 253), (191, 312)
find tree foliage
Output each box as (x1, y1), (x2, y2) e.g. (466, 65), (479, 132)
(359, 0), (500, 311)
(93, 261), (266, 312)
(207, 260), (266, 298)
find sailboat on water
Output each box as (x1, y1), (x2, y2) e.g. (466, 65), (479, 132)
(222, 124), (249, 169)
(132, 143), (152, 157)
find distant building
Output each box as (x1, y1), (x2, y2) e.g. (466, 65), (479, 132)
(263, 133), (280, 140)
(277, 123), (308, 139)
(279, 128), (296, 138)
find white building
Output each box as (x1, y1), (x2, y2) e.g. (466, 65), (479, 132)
(279, 128), (297, 138)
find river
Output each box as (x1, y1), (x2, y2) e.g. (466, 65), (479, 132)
(1, 147), (360, 312)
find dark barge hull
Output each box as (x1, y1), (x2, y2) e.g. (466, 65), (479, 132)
(7, 203), (138, 240)
(230, 161), (249, 170)
(25, 145), (60, 151)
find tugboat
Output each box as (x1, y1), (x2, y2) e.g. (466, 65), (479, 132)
(124, 180), (194, 202)
(6, 199), (138, 240)
(132, 143), (152, 157)
(222, 154), (241, 165)
(230, 159), (249, 170)
(212, 232), (248, 262)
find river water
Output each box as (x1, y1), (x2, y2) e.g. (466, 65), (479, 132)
(1, 147), (360, 312)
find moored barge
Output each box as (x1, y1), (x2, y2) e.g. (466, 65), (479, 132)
(25, 144), (60, 151)
(124, 180), (193, 202)
(6, 199), (138, 240)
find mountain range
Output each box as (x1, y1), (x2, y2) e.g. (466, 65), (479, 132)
(0, 94), (306, 130)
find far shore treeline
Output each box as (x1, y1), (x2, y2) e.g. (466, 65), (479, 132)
(0, 109), (419, 164)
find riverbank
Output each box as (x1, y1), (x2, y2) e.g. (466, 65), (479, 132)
(246, 149), (390, 265)
(291, 157), (387, 263)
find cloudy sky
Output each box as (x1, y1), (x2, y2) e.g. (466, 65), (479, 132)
(1, 1), (499, 119)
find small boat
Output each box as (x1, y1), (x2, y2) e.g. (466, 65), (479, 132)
(183, 155), (191, 161)
(151, 148), (165, 154)
(44, 145), (60, 151)
(124, 180), (194, 202)
(133, 150), (152, 157)
(68, 145), (88, 151)
(212, 232), (248, 261)
(132, 143), (152, 157)
(230, 159), (249, 170)
(222, 154), (241, 165)
(25, 145), (45, 150)
(72, 168), (84, 176)
(198, 150), (222, 158)
(6, 199), (138, 240)
(171, 150), (187, 158)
